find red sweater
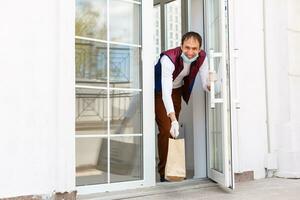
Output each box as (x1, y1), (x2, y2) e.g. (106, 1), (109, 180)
(155, 47), (206, 103)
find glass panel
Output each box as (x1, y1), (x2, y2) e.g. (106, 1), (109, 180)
(76, 88), (108, 136)
(206, 0), (230, 176)
(76, 137), (108, 185)
(76, 39), (107, 87)
(109, 91), (142, 135)
(75, 0), (144, 187)
(110, 1), (141, 45)
(207, 0), (221, 52)
(206, 0), (223, 173)
(107, 136), (143, 183)
(76, 0), (107, 40)
(209, 103), (224, 173)
(109, 45), (141, 89)
(153, 5), (161, 60)
(165, 0), (181, 49)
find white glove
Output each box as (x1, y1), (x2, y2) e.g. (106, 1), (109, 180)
(170, 120), (179, 138)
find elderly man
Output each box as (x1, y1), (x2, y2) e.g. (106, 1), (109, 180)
(154, 31), (211, 182)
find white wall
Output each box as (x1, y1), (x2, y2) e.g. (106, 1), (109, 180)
(263, 0), (290, 171)
(232, 0), (269, 179)
(233, 0), (300, 179)
(0, 0), (75, 198)
(276, 0), (300, 177)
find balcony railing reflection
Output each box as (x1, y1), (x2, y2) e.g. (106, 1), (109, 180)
(75, 41), (141, 133)
(76, 89), (141, 134)
(76, 41), (131, 83)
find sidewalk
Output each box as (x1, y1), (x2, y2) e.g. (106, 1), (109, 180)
(79, 178), (300, 200)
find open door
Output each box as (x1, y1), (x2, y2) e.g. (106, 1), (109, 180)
(204, 0), (234, 189)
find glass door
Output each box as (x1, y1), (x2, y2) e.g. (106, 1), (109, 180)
(205, 0), (234, 189)
(75, 0), (155, 193)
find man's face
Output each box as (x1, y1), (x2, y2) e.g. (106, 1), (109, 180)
(181, 37), (201, 59)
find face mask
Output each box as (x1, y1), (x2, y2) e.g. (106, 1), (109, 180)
(181, 53), (199, 64)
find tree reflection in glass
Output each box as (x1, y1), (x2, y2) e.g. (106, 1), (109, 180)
(76, 0), (107, 40)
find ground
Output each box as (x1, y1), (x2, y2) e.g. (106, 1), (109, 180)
(79, 177), (300, 200)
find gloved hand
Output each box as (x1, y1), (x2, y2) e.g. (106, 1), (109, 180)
(170, 120), (179, 138)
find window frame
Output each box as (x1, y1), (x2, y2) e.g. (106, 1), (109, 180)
(153, 0), (188, 51)
(75, 0), (156, 194)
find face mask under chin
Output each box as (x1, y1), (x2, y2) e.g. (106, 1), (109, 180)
(181, 53), (199, 64)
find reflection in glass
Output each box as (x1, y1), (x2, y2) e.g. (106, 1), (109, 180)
(76, 88), (108, 135)
(76, 138), (108, 185)
(207, 0), (224, 173)
(97, 136), (143, 183)
(153, 5), (161, 60)
(207, 0), (221, 52)
(75, 0), (144, 187)
(110, 1), (141, 44)
(76, 39), (107, 86)
(109, 45), (141, 89)
(109, 91), (142, 135)
(213, 57), (223, 99)
(76, 0), (107, 39)
(165, 0), (181, 49)
(209, 103), (224, 173)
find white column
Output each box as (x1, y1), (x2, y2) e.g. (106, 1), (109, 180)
(263, 0), (290, 174)
(276, 0), (300, 178)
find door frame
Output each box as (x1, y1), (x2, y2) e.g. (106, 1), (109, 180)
(203, 0), (235, 189)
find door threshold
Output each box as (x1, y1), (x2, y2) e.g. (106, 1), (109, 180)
(78, 178), (216, 200)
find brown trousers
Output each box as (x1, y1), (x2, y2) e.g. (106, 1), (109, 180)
(155, 87), (182, 177)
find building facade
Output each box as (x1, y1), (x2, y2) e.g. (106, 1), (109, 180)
(0, 0), (299, 198)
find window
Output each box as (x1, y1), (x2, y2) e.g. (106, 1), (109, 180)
(75, 0), (143, 186)
(165, 0), (181, 49)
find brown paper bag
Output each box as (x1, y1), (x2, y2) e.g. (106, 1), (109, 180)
(165, 138), (186, 181)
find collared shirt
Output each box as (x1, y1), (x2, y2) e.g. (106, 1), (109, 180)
(160, 55), (209, 115)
